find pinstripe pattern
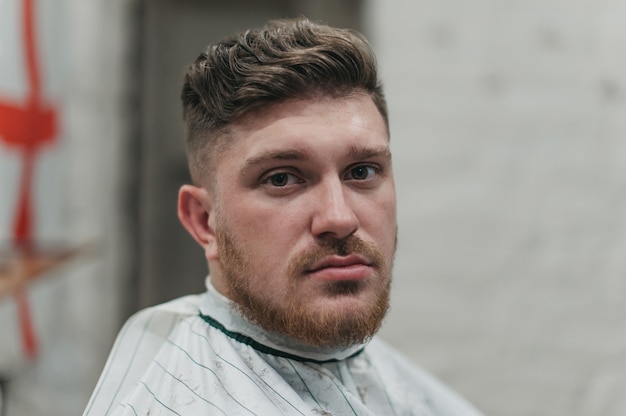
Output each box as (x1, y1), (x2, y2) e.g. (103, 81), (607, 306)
(84, 280), (485, 416)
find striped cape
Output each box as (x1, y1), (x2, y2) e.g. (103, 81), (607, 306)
(84, 278), (484, 416)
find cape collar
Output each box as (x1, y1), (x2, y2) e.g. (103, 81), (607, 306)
(199, 276), (366, 363)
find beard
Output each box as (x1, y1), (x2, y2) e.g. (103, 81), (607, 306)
(215, 226), (392, 348)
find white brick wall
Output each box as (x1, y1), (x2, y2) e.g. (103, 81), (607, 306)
(369, 1), (626, 415)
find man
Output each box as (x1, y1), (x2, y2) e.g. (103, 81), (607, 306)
(84, 17), (484, 415)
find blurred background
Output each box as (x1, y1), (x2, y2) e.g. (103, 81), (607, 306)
(1, 0), (625, 414)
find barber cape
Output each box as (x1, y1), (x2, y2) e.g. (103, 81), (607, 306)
(84, 278), (484, 416)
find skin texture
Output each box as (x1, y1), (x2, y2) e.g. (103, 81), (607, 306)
(178, 92), (397, 347)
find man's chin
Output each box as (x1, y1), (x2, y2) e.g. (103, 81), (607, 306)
(281, 292), (389, 347)
(304, 307), (388, 348)
(231, 287), (388, 348)
(320, 279), (365, 296)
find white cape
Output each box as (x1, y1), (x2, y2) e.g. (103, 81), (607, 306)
(84, 278), (484, 416)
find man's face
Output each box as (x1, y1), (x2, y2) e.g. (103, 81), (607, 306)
(208, 93), (397, 347)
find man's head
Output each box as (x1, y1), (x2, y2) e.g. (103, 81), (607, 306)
(181, 17), (388, 186)
(178, 18), (397, 348)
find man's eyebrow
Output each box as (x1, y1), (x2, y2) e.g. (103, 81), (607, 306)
(347, 145), (392, 161)
(241, 145), (391, 174)
(242, 148), (311, 172)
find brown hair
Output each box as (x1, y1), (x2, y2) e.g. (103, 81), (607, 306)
(181, 17), (388, 184)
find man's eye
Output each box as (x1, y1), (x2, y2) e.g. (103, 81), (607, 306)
(265, 172), (298, 187)
(347, 165), (377, 180)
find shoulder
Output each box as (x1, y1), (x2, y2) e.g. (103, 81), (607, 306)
(83, 294), (205, 415)
(366, 337), (486, 416)
(109, 293), (204, 357)
(124, 293), (204, 335)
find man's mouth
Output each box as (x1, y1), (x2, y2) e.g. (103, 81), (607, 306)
(305, 254), (373, 281)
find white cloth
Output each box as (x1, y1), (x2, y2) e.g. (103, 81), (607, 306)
(84, 278), (484, 416)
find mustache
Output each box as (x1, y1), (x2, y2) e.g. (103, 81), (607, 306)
(287, 235), (386, 278)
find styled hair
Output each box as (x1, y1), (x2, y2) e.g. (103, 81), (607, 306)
(181, 17), (388, 184)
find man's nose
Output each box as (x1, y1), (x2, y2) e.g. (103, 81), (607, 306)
(310, 179), (359, 240)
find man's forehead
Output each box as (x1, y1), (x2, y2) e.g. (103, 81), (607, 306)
(208, 93), (389, 180)
(231, 91), (385, 133)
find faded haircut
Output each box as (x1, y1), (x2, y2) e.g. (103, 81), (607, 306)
(180, 17), (388, 185)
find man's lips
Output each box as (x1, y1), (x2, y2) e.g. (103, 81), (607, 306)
(305, 254), (373, 281)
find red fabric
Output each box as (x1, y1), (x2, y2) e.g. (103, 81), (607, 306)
(0, 0), (60, 359)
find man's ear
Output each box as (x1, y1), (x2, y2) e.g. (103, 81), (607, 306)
(178, 185), (219, 260)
